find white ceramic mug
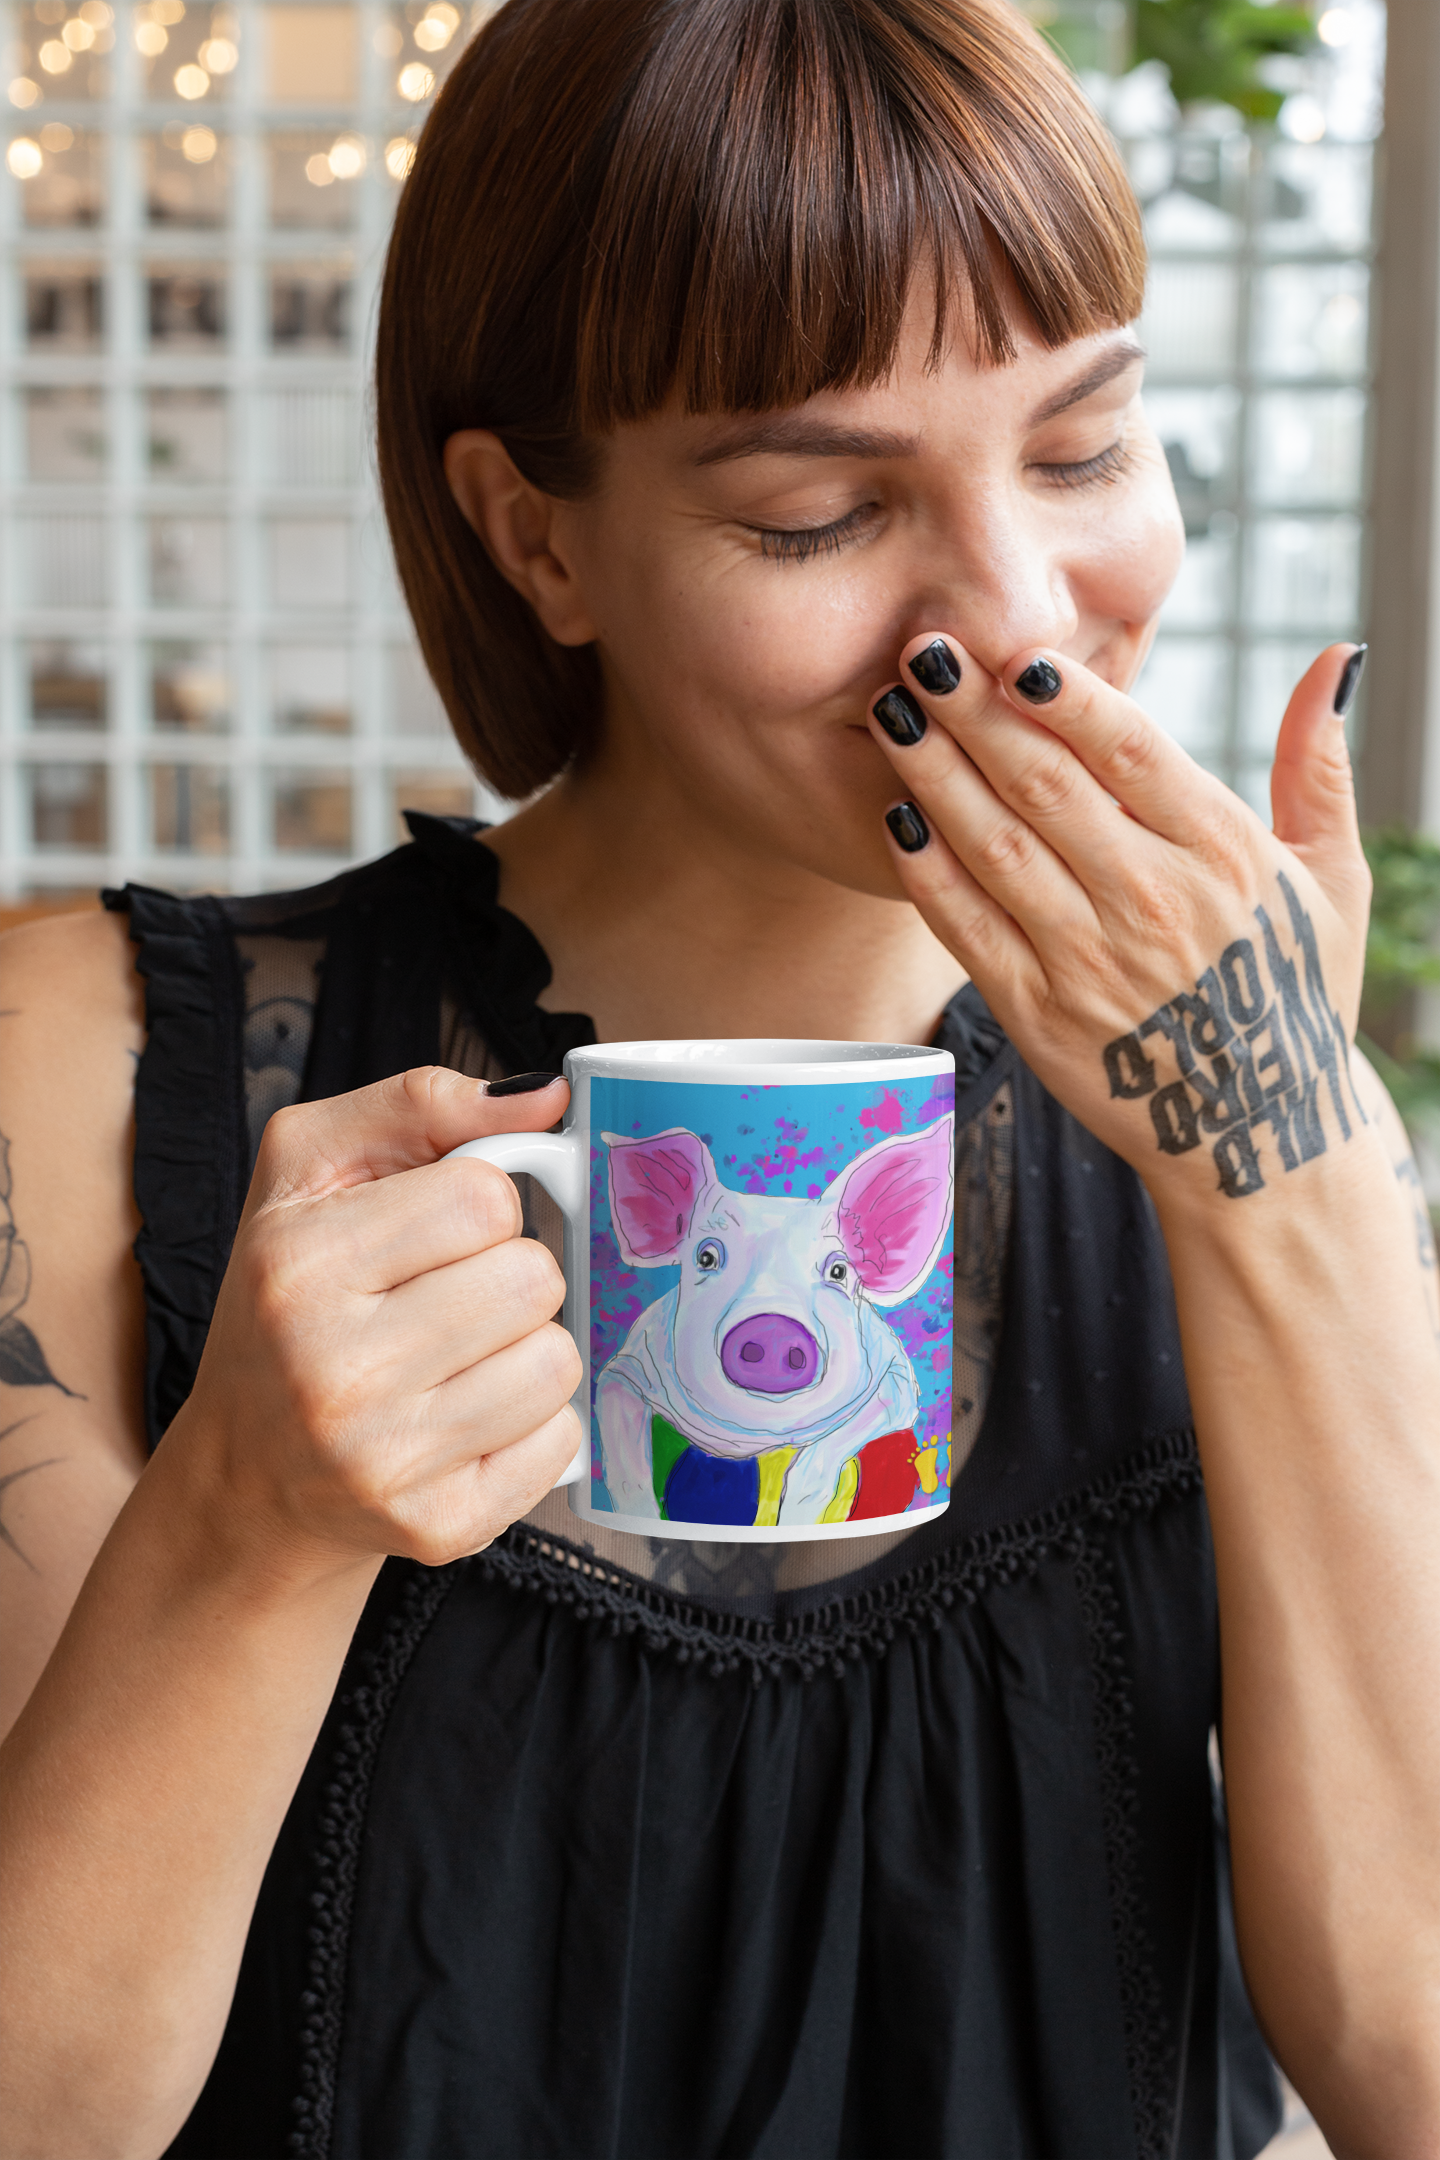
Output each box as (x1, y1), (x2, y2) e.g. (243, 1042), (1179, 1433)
(448, 1039), (957, 1543)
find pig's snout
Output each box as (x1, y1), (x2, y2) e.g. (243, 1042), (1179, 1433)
(720, 1313), (821, 1395)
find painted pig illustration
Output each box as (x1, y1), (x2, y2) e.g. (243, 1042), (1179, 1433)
(595, 1116), (955, 1527)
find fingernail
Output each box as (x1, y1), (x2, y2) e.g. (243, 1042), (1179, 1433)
(1333, 643), (1367, 718)
(487, 1070), (562, 1096)
(873, 687), (927, 746)
(885, 801), (930, 853)
(908, 639), (962, 696)
(1014, 657), (1062, 704)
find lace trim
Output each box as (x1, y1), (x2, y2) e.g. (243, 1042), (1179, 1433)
(476, 1428), (1203, 1684)
(1075, 1533), (1177, 2160)
(288, 1564), (460, 2159)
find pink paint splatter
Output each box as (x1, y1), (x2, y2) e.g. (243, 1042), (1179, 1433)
(860, 1087), (905, 1136)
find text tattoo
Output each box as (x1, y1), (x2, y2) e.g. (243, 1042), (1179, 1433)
(1101, 872), (1366, 1198)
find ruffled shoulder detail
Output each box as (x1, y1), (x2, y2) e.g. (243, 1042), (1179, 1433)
(402, 812), (596, 1071)
(103, 883), (247, 1447)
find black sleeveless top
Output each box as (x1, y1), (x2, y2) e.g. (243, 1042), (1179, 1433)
(105, 814), (1281, 2160)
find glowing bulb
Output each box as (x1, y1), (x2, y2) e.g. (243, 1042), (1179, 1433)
(1317, 7), (1353, 42)
(38, 38), (73, 71)
(397, 61), (433, 100)
(8, 76), (41, 106)
(153, 0), (186, 22)
(38, 120), (72, 148)
(305, 151), (334, 187)
(6, 136), (43, 178)
(198, 35), (236, 72)
(62, 17), (96, 49)
(174, 61), (209, 97)
(384, 135), (415, 179)
(181, 123), (216, 161)
(134, 19), (167, 54)
(413, 16), (450, 50)
(79, 2), (114, 24)
(327, 134), (365, 179)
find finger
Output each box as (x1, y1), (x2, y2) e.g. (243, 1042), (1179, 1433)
(286, 1151), (532, 1297)
(880, 794), (1049, 1007)
(378, 1232), (566, 1387)
(868, 670), (1097, 945)
(414, 1320), (582, 1469)
(999, 645), (1237, 849)
(440, 1404), (586, 1561)
(1271, 642), (1366, 876)
(892, 633), (1146, 891)
(246, 1066), (570, 1220)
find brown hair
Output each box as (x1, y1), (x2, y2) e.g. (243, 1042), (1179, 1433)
(376, 0), (1145, 800)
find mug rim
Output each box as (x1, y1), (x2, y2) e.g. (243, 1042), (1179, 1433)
(567, 1037), (955, 1087)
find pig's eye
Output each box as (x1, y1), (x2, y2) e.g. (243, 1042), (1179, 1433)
(695, 1240), (726, 1272)
(823, 1255), (850, 1288)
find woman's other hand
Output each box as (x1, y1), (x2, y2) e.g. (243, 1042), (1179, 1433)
(176, 1066), (582, 1574)
(869, 635), (1372, 1218)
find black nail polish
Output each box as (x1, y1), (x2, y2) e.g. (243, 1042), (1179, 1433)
(908, 639), (962, 696)
(872, 687), (927, 746)
(489, 1070), (562, 1096)
(1333, 643), (1367, 717)
(1014, 657), (1062, 704)
(886, 801), (930, 853)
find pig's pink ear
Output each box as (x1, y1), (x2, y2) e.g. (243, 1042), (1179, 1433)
(604, 1128), (717, 1265)
(829, 1116), (954, 1305)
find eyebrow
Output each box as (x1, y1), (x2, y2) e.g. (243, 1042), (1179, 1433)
(690, 337), (1146, 469)
(1024, 337), (1146, 428)
(691, 420), (921, 467)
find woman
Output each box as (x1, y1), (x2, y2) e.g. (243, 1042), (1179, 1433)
(1, 0), (1437, 2153)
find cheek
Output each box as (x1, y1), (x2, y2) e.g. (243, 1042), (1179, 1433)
(1077, 483), (1186, 628)
(591, 528), (893, 732)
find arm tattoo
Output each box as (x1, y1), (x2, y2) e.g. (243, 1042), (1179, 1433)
(0, 1418), (62, 1571)
(1101, 870), (1367, 1199)
(0, 1129), (80, 1394)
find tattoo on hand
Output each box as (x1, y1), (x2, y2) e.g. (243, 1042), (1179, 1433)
(1101, 871), (1366, 1198)
(0, 1128), (80, 1394)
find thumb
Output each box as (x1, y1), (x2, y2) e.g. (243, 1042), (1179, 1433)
(245, 1065), (570, 1217)
(1270, 642), (1367, 879)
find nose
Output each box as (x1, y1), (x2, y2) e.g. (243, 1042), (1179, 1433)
(720, 1313), (821, 1395)
(911, 509), (1079, 682)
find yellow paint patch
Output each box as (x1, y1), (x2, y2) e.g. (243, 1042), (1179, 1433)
(755, 1445), (799, 1527)
(821, 1455), (860, 1524)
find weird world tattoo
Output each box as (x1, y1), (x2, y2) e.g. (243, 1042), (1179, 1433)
(1101, 870), (1366, 1198)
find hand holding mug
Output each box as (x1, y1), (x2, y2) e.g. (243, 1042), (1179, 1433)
(169, 1067), (583, 1571)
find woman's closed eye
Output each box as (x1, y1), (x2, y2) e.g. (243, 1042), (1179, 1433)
(745, 501), (881, 564)
(1028, 439), (1134, 491)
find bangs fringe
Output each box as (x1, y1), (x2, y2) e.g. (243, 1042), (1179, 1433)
(569, 0), (1145, 428)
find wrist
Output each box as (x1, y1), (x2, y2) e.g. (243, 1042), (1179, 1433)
(136, 1405), (384, 1616)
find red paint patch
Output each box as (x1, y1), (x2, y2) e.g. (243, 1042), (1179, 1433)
(848, 1428), (918, 1519)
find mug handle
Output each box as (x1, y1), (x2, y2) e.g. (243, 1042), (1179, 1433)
(444, 1130), (589, 1486)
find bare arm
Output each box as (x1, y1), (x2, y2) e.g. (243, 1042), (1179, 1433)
(868, 634), (1440, 2158)
(1159, 1051), (1440, 2160)
(0, 914), (581, 2158)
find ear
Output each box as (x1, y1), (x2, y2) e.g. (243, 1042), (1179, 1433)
(827, 1116), (954, 1305)
(604, 1129), (719, 1265)
(443, 429), (597, 648)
